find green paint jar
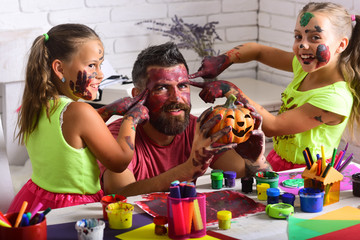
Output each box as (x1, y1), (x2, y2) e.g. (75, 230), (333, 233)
(211, 172), (224, 189)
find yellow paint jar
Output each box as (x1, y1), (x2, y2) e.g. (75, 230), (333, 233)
(106, 202), (134, 229)
(217, 210), (232, 230)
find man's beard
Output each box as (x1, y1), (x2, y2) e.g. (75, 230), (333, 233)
(149, 102), (191, 135)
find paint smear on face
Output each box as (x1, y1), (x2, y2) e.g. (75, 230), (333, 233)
(316, 44), (330, 68)
(146, 65), (190, 113)
(300, 12), (314, 27)
(70, 70), (97, 100)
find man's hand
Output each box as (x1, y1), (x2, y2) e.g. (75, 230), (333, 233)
(234, 114), (272, 175)
(97, 90), (149, 122)
(188, 55), (232, 80)
(187, 107), (237, 180)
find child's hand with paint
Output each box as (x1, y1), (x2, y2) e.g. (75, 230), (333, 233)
(188, 54), (232, 80)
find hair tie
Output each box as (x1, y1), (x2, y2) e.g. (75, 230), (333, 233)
(351, 14), (356, 22)
(43, 33), (49, 42)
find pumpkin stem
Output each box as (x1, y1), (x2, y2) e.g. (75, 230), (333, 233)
(223, 94), (237, 109)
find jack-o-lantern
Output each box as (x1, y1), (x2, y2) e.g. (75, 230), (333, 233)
(207, 94), (254, 144)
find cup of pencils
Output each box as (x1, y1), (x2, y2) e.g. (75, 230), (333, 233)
(0, 202), (49, 240)
(0, 212), (47, 240)
(167, 181), (206, 239)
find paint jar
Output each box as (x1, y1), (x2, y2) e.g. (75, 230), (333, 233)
(299, 188), (324, 213)
(100, 194), (127, 220)
(257, 183), (270, 201)
(0, 212), (47, 240)
(223, 171), (236, 188)
(352, 173), (360, 197)
(211, 172), (224, 189)
(75, 219), (105, 240)
(255, 171), (279, 189)
(281, 192), (295, 206)
(241, 177), (254, 193)
(106, 202), (134, 229)
(217, 210), (232, 230)
(266, 188), (280, 204)
(153, 216), (167, 235)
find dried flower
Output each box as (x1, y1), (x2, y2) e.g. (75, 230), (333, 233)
(137, 15), (222, 57)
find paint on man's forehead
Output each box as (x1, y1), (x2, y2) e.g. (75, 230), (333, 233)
(300, 12), (315, 27)
(147, 65), (188, 83)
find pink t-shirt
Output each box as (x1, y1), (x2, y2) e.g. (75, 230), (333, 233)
(99, 115), (197, 181)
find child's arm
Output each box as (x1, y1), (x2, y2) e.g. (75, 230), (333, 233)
(63, 93), (148, 173)
(97, 90), (148, 122)
(189, 42), (294, 79)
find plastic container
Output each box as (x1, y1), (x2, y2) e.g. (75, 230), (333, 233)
(223, 171), (236, 188)
(241, 177), (254, 193)
(299, 188), (324, 213)
(0, 212), (47, 240)
(281, 192), (295, 206)
(167, 193), (206, 239)
(257, 183), (270, 201)
(75, 219), (105, 240)
(266, 188), (280, 204)
(255, 171), (279, 188)
(217, 210), (232, 230)
(100, 194), (126, 220)
(352, 173), (360, 197)
(106, 202), (134, 229)
(153, 216), (168, 235)
(211, 172), (224, 189)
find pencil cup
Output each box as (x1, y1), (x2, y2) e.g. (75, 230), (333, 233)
(0, 212), (47, 240)
(255, 171), (279, 188)
(100, 194), (127, 220)
(352, 173), (360, 197)
(75, 219), (105, 240)
(167, 193), (206, 239)
(299, 188), (324, 213)
(106, 202), (134, 229)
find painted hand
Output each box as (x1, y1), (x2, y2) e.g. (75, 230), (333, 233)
(188, 55), (232, 80)
(97, 90), (149, 121)
(123, 96), (149, 125)
(189, 107), (237, 180)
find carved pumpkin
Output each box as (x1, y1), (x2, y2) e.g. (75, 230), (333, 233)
(207, 94), (254, 144)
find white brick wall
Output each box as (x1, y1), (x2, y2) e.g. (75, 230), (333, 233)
(0, 0), (358, 84)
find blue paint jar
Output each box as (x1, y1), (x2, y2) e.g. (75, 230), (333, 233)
(223, 171), (236, 188)
(281, 192), (295, 206)
(299, 188), (324, 213)
(266, 188), (280, 204)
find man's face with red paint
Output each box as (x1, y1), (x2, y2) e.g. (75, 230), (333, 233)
(62, 39), (104, 101)
(145, 64), (191, 135)
(293, 12), (339, 72)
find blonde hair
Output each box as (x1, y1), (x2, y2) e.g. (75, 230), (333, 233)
(17, 23), (100, 144)
(300, 2), (360, 139)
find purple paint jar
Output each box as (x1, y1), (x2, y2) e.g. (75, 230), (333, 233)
(223, 171), (236, 188)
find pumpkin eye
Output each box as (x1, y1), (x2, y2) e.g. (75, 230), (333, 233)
(226, 115), (235, 119)
(244, 114), (251, 118)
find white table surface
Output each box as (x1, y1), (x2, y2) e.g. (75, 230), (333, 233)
(46, 166), (360, 240)
(91, 77), (286, 117)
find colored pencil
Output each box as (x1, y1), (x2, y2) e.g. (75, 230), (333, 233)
(321, 145), (326, 171)
(14, 201), (28, 228)
(306, 147), (314, 165)
(302, 149), (311, 169)
(338, 154), (354, 172)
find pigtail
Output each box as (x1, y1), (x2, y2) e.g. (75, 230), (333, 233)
(17, 34), (58, 144)
(339, 14), (360, 140)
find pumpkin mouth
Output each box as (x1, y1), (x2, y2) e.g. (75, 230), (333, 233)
(232, 126), (252, 138)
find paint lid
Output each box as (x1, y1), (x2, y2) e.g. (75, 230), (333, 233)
(153, 216), (168, 225)
(281, 192), (295, 201)
(211, 172), (224, 180)
(223, 171), (236, 179)
(266, 188), (280, 197)
(217, 210), (232, 221)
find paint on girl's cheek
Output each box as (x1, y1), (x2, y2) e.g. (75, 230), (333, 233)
(300, 12), (314, 27)
(316, 44), (330, 68)
(70, 70), (97, 100)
